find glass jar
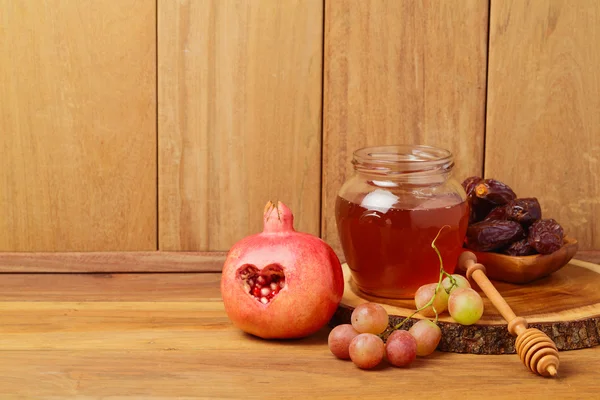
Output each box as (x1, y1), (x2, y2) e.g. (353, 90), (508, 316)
(335, 145), (469, 299)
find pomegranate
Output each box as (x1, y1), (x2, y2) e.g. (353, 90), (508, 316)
(221, 201), (344, 339)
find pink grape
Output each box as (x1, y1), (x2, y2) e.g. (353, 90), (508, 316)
(385, 330), (417, 367)
(351, 303), (389, 334)
(448, 288), (484, 325)
(349, 333), (385, 369)
(408, 319), (442, 356)
(414, 283), (448, 317)
(442, 274), (471, 293)
(328, 324), (360, 359)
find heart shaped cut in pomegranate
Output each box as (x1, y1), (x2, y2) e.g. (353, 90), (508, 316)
(237, 264), (285, 305)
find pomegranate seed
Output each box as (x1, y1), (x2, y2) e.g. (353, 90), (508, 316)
(241, 270), (285, 303)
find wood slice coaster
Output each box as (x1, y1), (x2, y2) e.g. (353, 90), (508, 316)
(330, 261), (600, 355)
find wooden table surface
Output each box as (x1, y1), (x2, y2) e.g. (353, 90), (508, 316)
(0, 267), (599, 399)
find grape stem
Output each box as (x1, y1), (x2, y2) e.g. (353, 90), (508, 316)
(393, 225), (455, 330)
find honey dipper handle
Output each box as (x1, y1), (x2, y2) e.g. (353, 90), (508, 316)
(458, 252), (528, 336)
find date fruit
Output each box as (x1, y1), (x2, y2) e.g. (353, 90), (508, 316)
(475, 179), (517, 206)
(462, 176), (482, 198)
(484, 205), (509, 222)
(528, 219), (564, 255)
(503, 238), (537, 256)
(506, 198), (541, 226)
(462, 176), (494, 224)
(484, 198), (542, 226)
(461, 175), (567, 257)
(465, 220), (524, 252)
(470, 199), (495, 224)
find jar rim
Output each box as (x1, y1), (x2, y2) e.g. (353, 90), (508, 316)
(352, 145), (454, 176)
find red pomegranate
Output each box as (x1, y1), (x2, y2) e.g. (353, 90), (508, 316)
(221, 201), (344, 339)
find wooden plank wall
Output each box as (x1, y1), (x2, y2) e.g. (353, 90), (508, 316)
(0, 0), (157, 251)
(486, 0), (600, 250)
(322, 0), (489, 253)
(158, 0), (323, 251)
(0, 0), (598, 266)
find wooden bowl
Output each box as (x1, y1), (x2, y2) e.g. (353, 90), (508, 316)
(465, 236), (579, 284)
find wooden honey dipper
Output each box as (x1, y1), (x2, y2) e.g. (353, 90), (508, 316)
(458, 251), (559, 377)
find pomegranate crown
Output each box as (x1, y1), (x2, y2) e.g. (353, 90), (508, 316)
(263, 201), (295, 233)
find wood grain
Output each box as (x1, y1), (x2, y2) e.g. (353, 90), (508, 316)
(0, 349), (597, 399)
(486, 0), (600, 250)
(0, 273), (221, 301)
(159, 0), (323, 251)
(0, 0), (157, 251)
(0, 272), (597, 398)
(322, 0), (489, 253)
(0, 251), (226, 273)
(574, 251), (600, 265)
(0, 250), (595, 273)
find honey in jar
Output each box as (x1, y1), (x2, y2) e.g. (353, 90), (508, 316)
(335, 145), (469, 299)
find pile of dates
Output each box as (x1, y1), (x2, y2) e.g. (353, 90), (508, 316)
(461, 177), (565, 256)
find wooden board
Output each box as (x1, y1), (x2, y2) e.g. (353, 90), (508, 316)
(0, 249), (595, 274)
(0, 272), (598, 398)
(0, 0), (157, 251)
(158, 0), (323, 251)
(0, 251), (226, 273)
(332, 261), (600, 354)
(485, 0), (600, 250)
(322, 0), (489, 253)
(0, 273), (221, 302)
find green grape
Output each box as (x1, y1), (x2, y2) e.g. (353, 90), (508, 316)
(442, 274), (471, 294)
(448, 288), (484, 325)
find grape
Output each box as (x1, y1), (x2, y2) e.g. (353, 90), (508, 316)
(414, 283), (448, 317)
(348, 333), (385, 369)
(328, 324), (360, 359)
(442, 274), (471, 294)
(351, 303), (389, 334)
(385, 330), (417, 367)
(448, 288), (484, 325)
(408, 319), (442, 356)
